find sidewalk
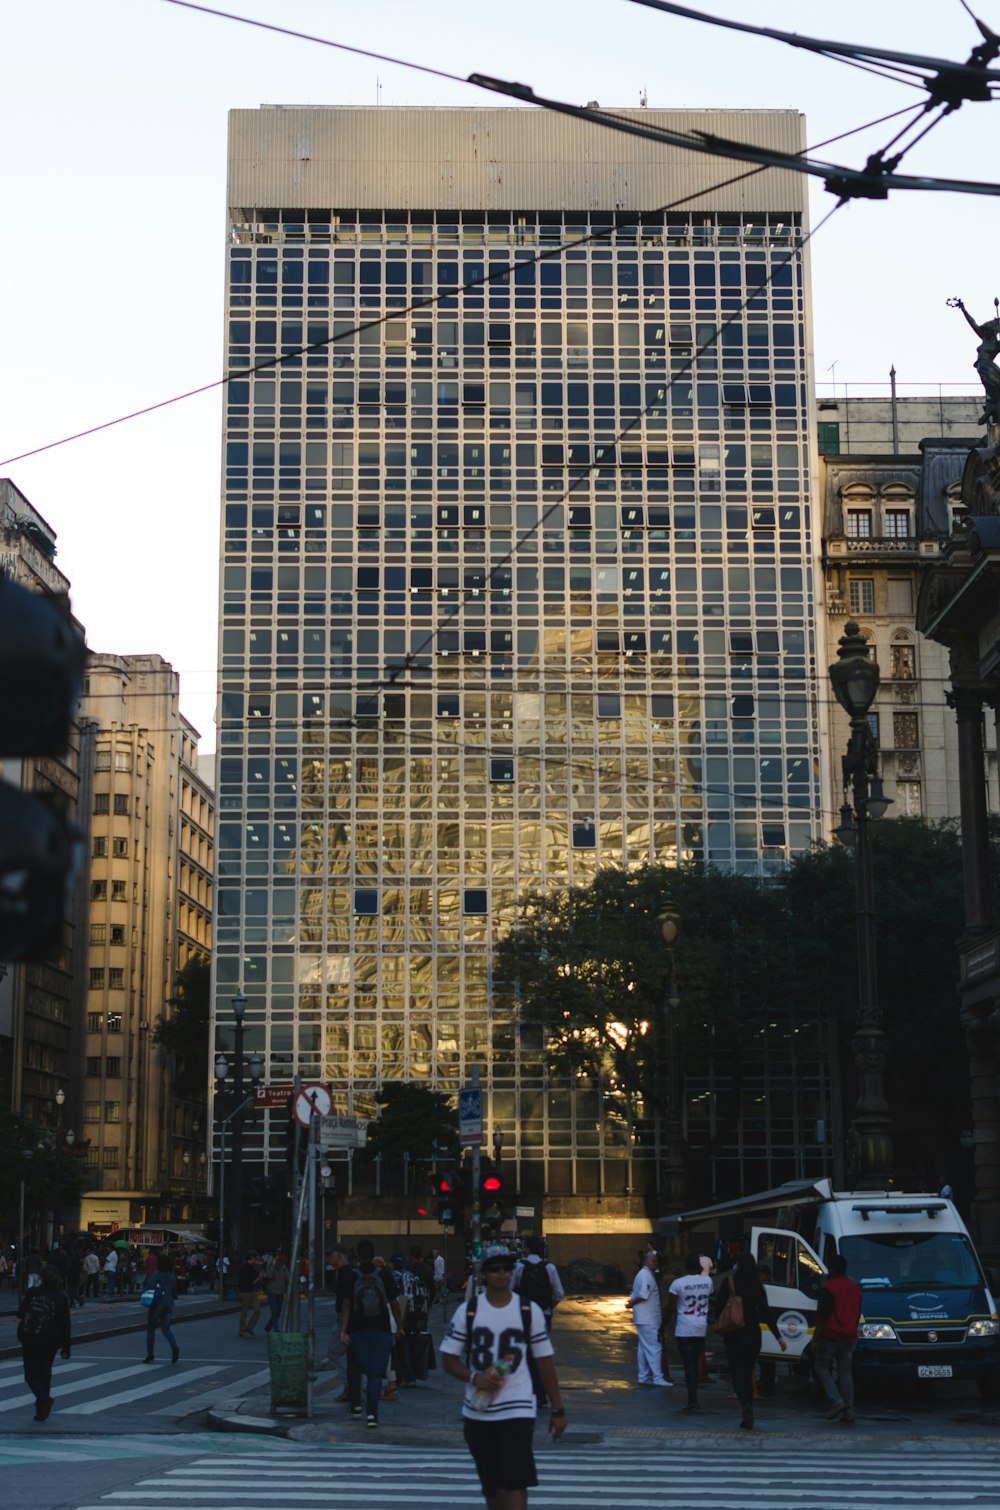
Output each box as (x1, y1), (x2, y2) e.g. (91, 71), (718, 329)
(206, 1295), (1000, 1446)
(0, 1288), (239, 1361)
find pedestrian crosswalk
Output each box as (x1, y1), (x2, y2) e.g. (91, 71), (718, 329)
(0, 1355), (269, 1422)
(69, 1442), (1000, 1509)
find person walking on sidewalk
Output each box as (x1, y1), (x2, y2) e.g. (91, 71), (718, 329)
(626, 1249), (671, 1388)
(18, 1264), (71, 1422)
(143, 1253), (180, 1365)
(441, 1242), (566, 1510)
(103, 1247), (118, 1299)
(263, 1251), (289, 1333)
(719, 1252), (786, 1430)
(340, 1238), (403, 1428)
(237, 1253), (263, 1338)
(814, 1253), (862, 1425)
(82, 1249), (100, 1300)
(665, 1253), (713, 1412)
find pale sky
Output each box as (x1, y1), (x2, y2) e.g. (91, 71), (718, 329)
(0, 0), (993, 752)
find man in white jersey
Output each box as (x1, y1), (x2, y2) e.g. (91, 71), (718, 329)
(441, 1243), (567, 1509)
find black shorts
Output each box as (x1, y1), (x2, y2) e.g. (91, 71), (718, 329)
(463, 1417), (538, 1495)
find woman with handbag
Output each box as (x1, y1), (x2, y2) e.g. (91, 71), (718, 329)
(715, 1252), (785, 1430)
(143, 1253), (180, 1365)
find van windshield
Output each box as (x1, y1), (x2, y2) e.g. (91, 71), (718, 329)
(840, 1231), (982, 1290)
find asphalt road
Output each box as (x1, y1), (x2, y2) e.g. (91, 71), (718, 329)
(1, 1293), (999, 1508)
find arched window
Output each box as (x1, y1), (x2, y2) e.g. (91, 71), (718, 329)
(880, 484), (914, 541)
(842, 485), (875, 541)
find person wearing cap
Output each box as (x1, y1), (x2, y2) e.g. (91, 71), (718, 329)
(441, 1242), (566, 1508)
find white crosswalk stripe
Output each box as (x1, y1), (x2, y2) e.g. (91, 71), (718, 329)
(69, 1442), (1000, 1509)
(0, 1354), (267, 1420)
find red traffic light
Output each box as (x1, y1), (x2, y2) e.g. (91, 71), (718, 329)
(438, 1173), (457, 1195)
(482, 1174), (502, 1193)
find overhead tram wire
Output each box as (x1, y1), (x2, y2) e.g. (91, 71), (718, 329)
(5, 8), (983, 463)
(0, 155), (771, 469)
(467, 74), (1000, 201)
(623, 0), (1000, 168)
(158, 0), (470, 85)
(623, 0), (1000, 94)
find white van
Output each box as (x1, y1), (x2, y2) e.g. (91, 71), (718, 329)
(667, 1178), (1000, 1395)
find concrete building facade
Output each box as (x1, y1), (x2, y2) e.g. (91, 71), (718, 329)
(77, 654), (214, 1231)
(819, 399), (997, 833)
(214, 106), (828, 1243)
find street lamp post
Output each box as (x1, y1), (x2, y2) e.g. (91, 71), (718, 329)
(52, 1088), (66, 1247)
(230, 990), (247, 1263)
(658, 908), (685, 1213)
(19, 1149), (34, 1272)
(214, 998), (263, 1279)
(829, 620), (894, 1190)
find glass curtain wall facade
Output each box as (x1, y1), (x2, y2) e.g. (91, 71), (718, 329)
(215, 108), (825, 1207)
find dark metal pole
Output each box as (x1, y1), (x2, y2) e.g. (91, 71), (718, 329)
(52, 1093), (64, 1246)
(658, 910), (684, 1214)
(231, 1011), (244, 1268)
(846, 720), (892, 1191)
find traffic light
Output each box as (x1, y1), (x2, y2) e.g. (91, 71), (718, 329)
(0, 575), (86, 962)
(436, 1168), (467, 1229)
(250, 1169), (286, 1225)
(480, 1161), (506, 1227)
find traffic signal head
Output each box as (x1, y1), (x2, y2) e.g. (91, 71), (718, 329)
(0, 785), (80, 961)
(0, 576), (86, 756)
(480, 1161), (506, 1226)
(0, 575), (86, 962)
(435, 1168), (466, 1229)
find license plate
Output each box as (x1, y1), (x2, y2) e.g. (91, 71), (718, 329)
(918, 1365), (953, 1378)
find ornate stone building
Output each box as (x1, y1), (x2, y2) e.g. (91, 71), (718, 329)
(820, 404), (996, 832)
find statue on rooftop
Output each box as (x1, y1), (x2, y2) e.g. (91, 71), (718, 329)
(948, 296), (1000, 427)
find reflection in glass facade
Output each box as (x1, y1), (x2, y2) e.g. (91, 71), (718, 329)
(214, 109), (824, 1207)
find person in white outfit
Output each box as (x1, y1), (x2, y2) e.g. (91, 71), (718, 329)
(626, 1249), (672, 1387)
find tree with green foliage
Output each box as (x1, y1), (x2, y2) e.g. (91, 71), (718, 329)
(361, 1083), (460, 1192)
(780, 817), (970, 1187)
(0, 1109), (85, 1248)
(152, 955), (211, 1100)
(493, 818), (987, 1209)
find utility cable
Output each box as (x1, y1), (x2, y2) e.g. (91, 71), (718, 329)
(0, 159), (769, 468)
(159, 0), (469, 84)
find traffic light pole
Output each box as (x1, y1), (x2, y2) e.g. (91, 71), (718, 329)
(470, 1065), (482, 1263)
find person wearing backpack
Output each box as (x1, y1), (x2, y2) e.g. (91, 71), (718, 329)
(441, 1242), (566, 1508)
(512, 1236), (564, 1408)
(17, 1264), (70, 1421)
(339, 1238), (403, 1428)
(512, 1237), (563, 1331)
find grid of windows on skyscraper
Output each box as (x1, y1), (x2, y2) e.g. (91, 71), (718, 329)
(215, 205), (826, 1199)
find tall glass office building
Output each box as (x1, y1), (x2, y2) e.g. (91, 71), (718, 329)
(214, 108), (825, 1222)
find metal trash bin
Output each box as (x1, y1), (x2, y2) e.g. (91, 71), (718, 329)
(268, 1330), (308, 1411)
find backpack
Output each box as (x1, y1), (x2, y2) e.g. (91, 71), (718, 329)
(19, 1292), (57, 1343)
(515, 1259), (554, 1313)
(399, 1267), (430, 1331)
(353, 1268), (390, 1325)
